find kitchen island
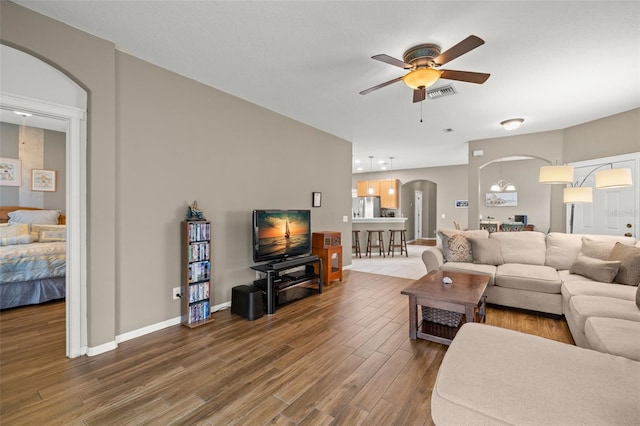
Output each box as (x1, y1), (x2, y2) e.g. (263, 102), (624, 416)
(352, 218), (408, 255)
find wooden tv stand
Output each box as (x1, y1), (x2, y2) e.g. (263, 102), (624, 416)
(250, 255), (323, 315)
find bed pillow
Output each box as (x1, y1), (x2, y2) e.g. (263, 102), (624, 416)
(39, 230), (66, 242)
(609, 243), (640, 286)
(30, 224), (66, 242)
(569, 254), (621, 283)
(8, 209), (60, 225)
(0, 223), (33, 246)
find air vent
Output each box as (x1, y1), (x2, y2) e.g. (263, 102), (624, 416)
(427, 84), (457, 99)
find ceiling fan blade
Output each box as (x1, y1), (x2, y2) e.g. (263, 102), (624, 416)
(372, 54), (412, 69)
(413, 88), (426, 103)
(433, 35), (485, 66)
(359, 76), (403, 95)
(441, 69), (490, 84)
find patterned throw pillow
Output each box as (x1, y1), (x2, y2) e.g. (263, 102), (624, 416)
(438, 230), (473, 263)
(609, 243), (640, 286)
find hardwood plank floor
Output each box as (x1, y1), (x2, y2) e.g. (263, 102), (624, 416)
(0, 270), (573, 425)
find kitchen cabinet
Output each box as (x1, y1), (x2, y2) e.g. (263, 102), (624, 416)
(379, 179), (400, 208)
(357, 180), (380, 197)
(357, 179), (399, 207)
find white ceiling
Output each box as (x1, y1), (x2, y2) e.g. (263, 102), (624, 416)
(13, 1), (640, 172)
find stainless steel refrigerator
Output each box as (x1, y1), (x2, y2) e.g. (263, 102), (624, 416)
(353, 197), (380, 218)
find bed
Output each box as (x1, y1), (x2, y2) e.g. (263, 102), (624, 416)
(0, 206), (67, 310)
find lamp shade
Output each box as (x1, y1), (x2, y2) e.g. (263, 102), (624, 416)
(595, 168), (633, 189)
(539, 165), (574, 184)
(564, 187), (593, 204)
(402, 68), (441, 90)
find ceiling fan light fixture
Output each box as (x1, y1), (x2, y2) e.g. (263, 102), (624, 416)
(402, 68), (442, 90)
(500, 118), (524, 130)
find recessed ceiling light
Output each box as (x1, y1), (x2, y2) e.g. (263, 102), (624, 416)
(14, 110), (33, 117)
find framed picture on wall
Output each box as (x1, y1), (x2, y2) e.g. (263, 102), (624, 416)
(485, 192), (517, 207)
(31, 169), (57, 192)
(0, 157), (21, 186)
(455, 200), (469, 208)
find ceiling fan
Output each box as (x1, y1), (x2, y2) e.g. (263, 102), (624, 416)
(360, 35), (490, 103)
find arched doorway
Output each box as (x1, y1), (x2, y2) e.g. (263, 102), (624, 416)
(401, 179), (437, 241)
(1, 44), (87, 358)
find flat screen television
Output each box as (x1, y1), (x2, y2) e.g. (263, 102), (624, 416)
(252, 209), (311, 263)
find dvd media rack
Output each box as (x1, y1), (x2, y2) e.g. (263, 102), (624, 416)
(181, 220), (213, 328)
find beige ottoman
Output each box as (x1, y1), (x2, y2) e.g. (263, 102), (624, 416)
(432, 323), (640, 425)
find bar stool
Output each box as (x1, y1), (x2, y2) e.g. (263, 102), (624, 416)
(388, 229), (408, 257)
(352, 230), (362, 258)
(365, 230), (386, 258)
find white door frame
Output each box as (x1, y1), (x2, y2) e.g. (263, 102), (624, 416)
(1, 92), (87, 358)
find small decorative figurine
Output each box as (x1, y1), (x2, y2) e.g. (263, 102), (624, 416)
(187, 200), (206, 221)
(442, 276), (453, 288)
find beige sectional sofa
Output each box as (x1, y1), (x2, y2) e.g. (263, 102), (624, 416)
(425, 230), (640, 425)
(421, 229), (640, 359)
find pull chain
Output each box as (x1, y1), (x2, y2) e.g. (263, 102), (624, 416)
(420, 101), (423, 123)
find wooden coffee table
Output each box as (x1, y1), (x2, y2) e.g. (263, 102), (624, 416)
(401, 270), (489, 345)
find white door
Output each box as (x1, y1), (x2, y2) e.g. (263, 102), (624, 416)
(570, 156), (638, 237)
(415, 190), (423, 240)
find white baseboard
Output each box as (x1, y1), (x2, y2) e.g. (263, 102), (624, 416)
(86, 340), (118, 356)
(85, 301), (232, 356)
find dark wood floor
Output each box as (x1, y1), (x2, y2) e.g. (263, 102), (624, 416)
(0, 270), (573, 425)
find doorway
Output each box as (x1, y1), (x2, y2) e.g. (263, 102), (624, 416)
(1, 45), (87, 358)
(414, 190), (423, 240)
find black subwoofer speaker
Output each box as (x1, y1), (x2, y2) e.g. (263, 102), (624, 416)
(231, 285), (264, 321)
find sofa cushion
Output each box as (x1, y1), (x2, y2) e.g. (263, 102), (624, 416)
(431, 323), (640, 426)
(585, 317), (640, 361)
(569, 254), (621, 283)
(580, 236), (619, 260)
(469, 237), (504, 265)
(568, 296), (640, 335)
(561, 280), (637, 302)
(609, 242), (640, 286)
(545, 232), (583, 270)
(491, 231), (547, 265)
(495, 263), (562, 294)
(637, 285), (640, 309)
(545, 233), (637, 270)
(558, 270), (596, 283)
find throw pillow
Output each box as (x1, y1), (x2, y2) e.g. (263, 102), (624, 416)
(39, 230), (66, 242)
(580, 237), (615, 260)
(438, 230), (473, 263)
(609, 242), (640, 286)
(470, 238), (504, 265)
(569, 254), (621, 283)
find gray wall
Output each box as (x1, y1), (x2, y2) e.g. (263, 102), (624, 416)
(0, 122), (66, 211)
(479, 158), (551, 232)
(2, 2), (352, 346)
